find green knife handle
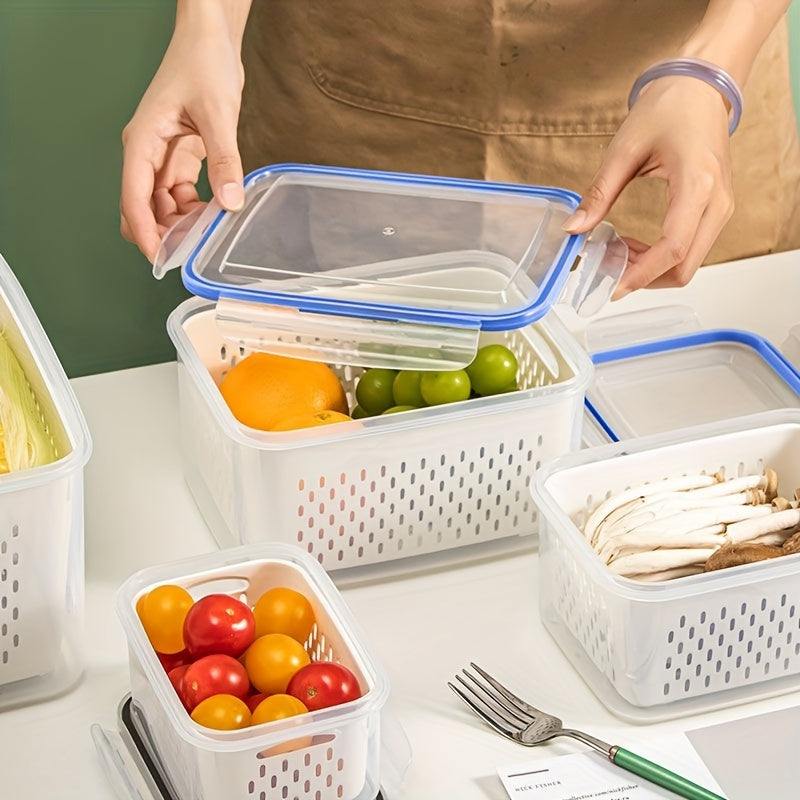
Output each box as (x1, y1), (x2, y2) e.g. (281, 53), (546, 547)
(612, 746), (727, 800)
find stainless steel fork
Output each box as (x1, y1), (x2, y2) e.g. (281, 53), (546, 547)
(449, 663), (726, 800)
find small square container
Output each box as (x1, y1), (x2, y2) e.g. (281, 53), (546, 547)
(0, 252), (91, 709)
(113, 543), (393, 800)
(155, 165), (626, 579)
(532, 409), (800, 722)
(582, 305), (800, 442)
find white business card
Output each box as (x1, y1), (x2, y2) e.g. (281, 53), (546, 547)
(498, 751), (690, 799)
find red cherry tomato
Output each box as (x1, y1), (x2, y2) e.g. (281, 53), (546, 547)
(181, 653), (251, 711)
(167, 664), (191, 709)
(286, 662), (362, 711)
(245, 692), (270, 713)
(157, 649), (192, 673)
(182, 593), (256, 659)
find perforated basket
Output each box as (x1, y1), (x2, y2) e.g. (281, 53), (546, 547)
(167, 297), (591, 580)
(531, 409), (800, 722)
(117, 543), (389, 800)
(0, 254), (91, 708)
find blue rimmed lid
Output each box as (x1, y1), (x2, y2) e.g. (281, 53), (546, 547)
(154, 164), (626, 369)
(583, 307), (800, 442)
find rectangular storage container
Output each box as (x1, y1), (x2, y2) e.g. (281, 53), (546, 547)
(582, 306), (800, 441)
(531, 409), (800, 722)
(157, 165), (625, 579)
(115, 543), (391, 800)
(169, 300), (592, 579)
(0, 253), (91, 709)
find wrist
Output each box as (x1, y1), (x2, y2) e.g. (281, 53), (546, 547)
(628, 58), (743, 135)
(175, 0), (252, 48)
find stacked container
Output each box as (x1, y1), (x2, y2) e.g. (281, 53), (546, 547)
(111, 543), (393, 800)
(531, 305), (800, 721)
(0, 253), (91, 709)
(156, 164), (627, 580)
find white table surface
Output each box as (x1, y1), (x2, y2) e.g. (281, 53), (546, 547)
(1, 249), (798, 800)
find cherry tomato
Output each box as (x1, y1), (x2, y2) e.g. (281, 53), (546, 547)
(167, 664), (191, 708)
(287, 662), (362, 711)
(245, 692), (270, 713)
(252, 694), (313, 754)
(251, 693), (308, 725)
(137, 584), (194, 655)
(183, 593), (256, 659)
(252, 587), (316, 643)
(244, 633), (311, 695)
(355, 368), (398, 415)
(190, 694), (252, 731)
(157, 649), (192, 673)
(392, 370), (426, 407)
(466, 344), (519, 396)
(419, 370), (471, 406)
(181, 653), (251, 711)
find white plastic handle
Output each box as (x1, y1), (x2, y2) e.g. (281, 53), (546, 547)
(780, 324), (800, 372)
(151, 200), (223, 280)
(214, 297), (482, 370)
(584, 304), (703, 354)
(560, 221), (628, 317)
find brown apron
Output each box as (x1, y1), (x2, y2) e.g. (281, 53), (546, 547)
(239, 0), (800, 264)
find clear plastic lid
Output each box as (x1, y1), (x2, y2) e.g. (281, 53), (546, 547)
(583, 308), (800, 441)
(155, 165), (626, 368)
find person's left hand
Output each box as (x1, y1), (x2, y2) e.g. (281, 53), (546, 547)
(562, 75), (735, 298)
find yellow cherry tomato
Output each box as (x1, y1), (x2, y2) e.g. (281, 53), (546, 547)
(252, 587), (316, 643)
(251, 693), (309, 725)
(137, 584), (194, 655)
(244, 633), (311, 695)
(190, 694), (252, 730)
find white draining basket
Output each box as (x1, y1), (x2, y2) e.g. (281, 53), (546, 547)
(531, 409), (800, 722)
(167, 297), (592, 581)
(0, 254), (91, 708)
(116, 543), (389, 800)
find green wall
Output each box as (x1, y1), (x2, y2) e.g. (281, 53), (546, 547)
(1, 4), (799, 377)
(0, 2), (189, 378)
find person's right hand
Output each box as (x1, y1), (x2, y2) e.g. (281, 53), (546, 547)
(120, 2), (251, 264)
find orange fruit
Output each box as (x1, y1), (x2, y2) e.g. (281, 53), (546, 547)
(218, 352), (349, 431)
(271, 410), (352, 431)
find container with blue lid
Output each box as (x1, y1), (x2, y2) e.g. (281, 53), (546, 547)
(155, 164), (626, 577)
(582, 305), (800, 443)
(155, 164), (627, 370)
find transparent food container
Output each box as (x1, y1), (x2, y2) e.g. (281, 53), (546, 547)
(531, 409), (800, 722)
(156, 165), (626, 579)
(109, 543), (395, 800)
(583, 306), (800, 442)
(0, 252), (91, 709)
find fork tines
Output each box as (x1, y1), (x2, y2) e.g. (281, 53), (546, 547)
(447, 663), (538, 740)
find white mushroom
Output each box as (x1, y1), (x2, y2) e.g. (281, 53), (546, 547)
(724, 507), (800, 544)
(607, 547), (718, 577)
(582, 473), (720, 546)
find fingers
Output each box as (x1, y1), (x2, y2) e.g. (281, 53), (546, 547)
(613, 170), (734, 298)
(120, 137), (163, 264)
(200, 116), (245, 213)
(563, 138), (644, 235)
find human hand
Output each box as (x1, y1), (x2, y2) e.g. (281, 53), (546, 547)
(120, 5), (249, 264)
(562, 76), (735, 299)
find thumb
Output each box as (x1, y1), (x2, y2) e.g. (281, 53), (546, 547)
(204, 133), (245, 212)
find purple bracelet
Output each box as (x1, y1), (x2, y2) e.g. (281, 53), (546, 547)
(627, 57), (744, 135)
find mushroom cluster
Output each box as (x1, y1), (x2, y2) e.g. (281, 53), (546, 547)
(580, 468), (800, 581)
